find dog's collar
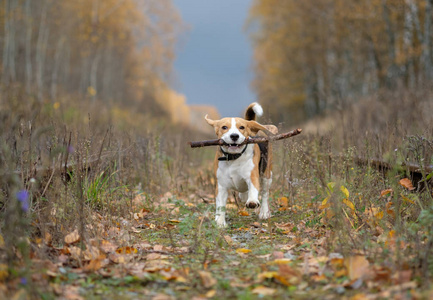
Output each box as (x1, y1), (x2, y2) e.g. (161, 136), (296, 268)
(218, 144), (248, 161)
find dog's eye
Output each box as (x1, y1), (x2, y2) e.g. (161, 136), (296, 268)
(222, 126), (228, 130)
(239, 126), (245, 130)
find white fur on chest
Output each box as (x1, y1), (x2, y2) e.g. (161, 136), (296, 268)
(216, 146), (254, 193)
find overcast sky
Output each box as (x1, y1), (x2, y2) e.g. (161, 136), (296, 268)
(172, 0), (255, 118)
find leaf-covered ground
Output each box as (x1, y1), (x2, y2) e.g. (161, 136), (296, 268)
(3, 179), (429, 300)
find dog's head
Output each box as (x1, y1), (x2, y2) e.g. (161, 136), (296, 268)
(204, 115), (267, 154)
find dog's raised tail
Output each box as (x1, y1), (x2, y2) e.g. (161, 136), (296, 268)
(245, 102), (263, 121)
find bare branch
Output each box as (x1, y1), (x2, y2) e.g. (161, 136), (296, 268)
(189, 128), (302, 148)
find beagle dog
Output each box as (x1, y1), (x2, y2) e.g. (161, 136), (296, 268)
(205, 103), (278, 227)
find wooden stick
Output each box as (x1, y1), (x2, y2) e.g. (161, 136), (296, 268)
(189, 128), (302, 148)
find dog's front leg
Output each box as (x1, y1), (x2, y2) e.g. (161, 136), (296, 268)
(215, 183), (228, 228)
(245, 177), (260, 209)
(259, 176), (272, 219)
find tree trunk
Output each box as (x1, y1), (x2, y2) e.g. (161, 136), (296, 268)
(25, 0), (33, 94)
(422, 0), (433, 80)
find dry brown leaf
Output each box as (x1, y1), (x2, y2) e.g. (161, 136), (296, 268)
(147, 253), (162, 260)
(380, 188), (393, 197)
(344, 256), (370, 280)
(154, 245), (164, 251)
(205, 289), (216, 298)
(399, 178), (415, 190)
(99, 240), (117, 253)
(68, 246), (82, 259)
(198, 271), (217, 288)
(238, 210), (249, 216)
(108, 253), (126, 264)
(223, 235), (233, 245)
(251, 285), (276, 296)
(84, 245), (101, 260)
(64, 229), (80, 244)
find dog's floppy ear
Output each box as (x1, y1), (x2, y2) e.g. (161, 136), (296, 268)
(204, 114), (217, 126)
(247, 120), (269, 134)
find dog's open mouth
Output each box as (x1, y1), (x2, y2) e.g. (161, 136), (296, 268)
(227, 144), (243, 152)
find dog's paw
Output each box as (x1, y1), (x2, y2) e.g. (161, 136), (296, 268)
(215, 215), (227, 228)
(246, 199), (260, 209)
(259, 209), (271, 220)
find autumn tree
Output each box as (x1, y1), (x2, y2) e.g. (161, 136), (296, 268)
(247, 0), (433, 125)
(0, 0), (183, 115)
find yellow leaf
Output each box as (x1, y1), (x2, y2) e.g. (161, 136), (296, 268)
(278, 197), (289, 207)
(258, 271), (278, 280)
(375, 211), (384, 220)
(236, 248), (252, 254)
(343, 199), (355, 211)
(64, 229), (80, 244)
(0, 234), (4, 248)
(269, 258), (292, 265)
(169, 220), (180, 223)
(319, 197), (329, 210)
(399, 178), (415, 190)
(327, 182), (336, 193)
(238, 210), (249, 216)
(340, 186), (350, 198)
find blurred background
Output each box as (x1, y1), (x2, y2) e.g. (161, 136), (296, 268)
(1, 0), (432, 132)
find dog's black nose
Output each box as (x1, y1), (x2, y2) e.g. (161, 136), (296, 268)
(230, 134), (239, 141)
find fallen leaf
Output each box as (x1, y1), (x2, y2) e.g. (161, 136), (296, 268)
(375, 211), (384, 220)
(223, 235), (233, 245)
(258, 271), (278, 280)
(344, 256), (370, 280)
(380, 189), (393, 197)
(238, 210), (249, 216)
(108, 253), (126, 264)
(147, 253), (162, 260)
(64, 229), (80, 244)
(198, 271), (217, 288)
(278, 197), (289, 207)
(99, 240), (117, 253)
(343, 198), (355, 211)
(84, 245), (101, 260)
(154, 245), (164, 251)
(399, 178), (415, 190)
(205, 289), (216, 298)
(236, 248), (252, 254)
(68, 246), (82, 259)
(251, 285), (276, 296)
(319, 197), (330, 210)
(116, 246), (138, 255)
